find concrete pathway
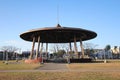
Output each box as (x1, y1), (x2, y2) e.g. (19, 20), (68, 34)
(0, 63), (69, 72)
(1, 63), (120, 72)
(38, 63), (68, 70)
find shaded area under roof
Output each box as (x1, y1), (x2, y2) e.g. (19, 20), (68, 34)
(20, 24), (97, 43)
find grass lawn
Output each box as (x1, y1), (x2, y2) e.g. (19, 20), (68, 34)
(67, 63), (120, 70)
(0, 72), (120, 80)
(0, 60), (42, 70)
(1, 60), (120, 80)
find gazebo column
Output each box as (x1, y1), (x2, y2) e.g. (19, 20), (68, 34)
(46, 43), (48, 60)
(74, 36), (78, 58)
(69, 42), (72, 52)
(40, 43), (44, 63)
(36, 36), (40, 59)
(80, 39), (84, 58)
(69, 42), (72, 58)
(67, 42), (72, 63)
(30, 36), (35, 59)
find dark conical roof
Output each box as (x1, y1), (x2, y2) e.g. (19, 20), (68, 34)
(20, 24), (97, 43)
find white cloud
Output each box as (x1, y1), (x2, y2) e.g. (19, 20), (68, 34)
(1, 40), (32, 51)
(4, 40), (19, 45)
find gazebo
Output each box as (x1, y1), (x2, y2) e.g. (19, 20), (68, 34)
(20, 24), (97, 63)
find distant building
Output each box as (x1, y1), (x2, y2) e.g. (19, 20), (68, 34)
(0, 51), (3, 60)
(111, 46), (120, 59)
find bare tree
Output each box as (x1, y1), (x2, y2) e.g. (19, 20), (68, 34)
(1, 46), (18, 52)
(83, 42), (98, 56)
(1, 46), (19, 61)
(49, 44), (58, 53)
(50, 43), (69, 53)
(83, 43), (98, 50)
(49, 43), (70, 58)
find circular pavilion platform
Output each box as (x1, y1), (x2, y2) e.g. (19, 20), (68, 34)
(20, 24), (97, 63)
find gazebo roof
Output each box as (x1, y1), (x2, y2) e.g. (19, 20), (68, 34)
(20, 24), (97, 43)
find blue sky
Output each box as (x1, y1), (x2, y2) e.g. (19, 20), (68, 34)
(0, 0), (120, 51)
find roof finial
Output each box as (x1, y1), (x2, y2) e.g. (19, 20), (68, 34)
(56, 24), (61, 28)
